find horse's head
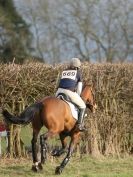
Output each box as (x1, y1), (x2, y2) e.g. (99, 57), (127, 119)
(81, 85), (97, 113)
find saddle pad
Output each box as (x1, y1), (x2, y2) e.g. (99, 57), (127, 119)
(57, 96), (78, 120)
(66, 101), (78, 120)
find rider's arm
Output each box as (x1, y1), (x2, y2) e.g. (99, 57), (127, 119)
(77, 81), (83, 95)
(76, 70), (83, 95)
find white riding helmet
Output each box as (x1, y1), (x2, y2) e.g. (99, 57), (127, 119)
(71, 58), (81, 68)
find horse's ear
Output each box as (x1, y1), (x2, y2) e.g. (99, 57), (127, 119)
(83, 79), (91, 86)
(92, 82), (97, 91)
(83, 80), (87, 86)
(90, 86), (93, 92)
(83, 82), (93, 91)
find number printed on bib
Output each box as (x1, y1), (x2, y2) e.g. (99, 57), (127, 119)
(61, 70), (77, 80)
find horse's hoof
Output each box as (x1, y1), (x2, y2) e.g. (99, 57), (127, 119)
(55, 166), (63, 175)
(51, 149), (58, 156)
(52, 149), (65, 157)
(38, 162), (43, 170)
(31, 165), (39, 172)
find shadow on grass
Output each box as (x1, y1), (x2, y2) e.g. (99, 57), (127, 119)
(1, 165), (45, 176)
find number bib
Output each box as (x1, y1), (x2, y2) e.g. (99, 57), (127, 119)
(61, 70), (77, 80)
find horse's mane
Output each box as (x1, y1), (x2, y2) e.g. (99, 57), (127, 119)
(83, 83), (93, 90)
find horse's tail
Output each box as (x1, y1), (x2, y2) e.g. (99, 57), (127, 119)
(2, 102), (43, 125)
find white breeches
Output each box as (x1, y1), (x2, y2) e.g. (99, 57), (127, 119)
(56, 88), (86, 109)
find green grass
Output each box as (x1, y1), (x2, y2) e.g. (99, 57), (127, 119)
(20, 125), (60, 145)
(0, 156), (133, 177)
(1, 126), (133, 177)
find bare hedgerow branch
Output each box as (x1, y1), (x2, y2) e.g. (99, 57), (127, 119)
(0, 61), (133, 157)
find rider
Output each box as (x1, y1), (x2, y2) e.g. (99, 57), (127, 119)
(56, 58), (86, 131)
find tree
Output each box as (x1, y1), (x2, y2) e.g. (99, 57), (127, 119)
(89, 0), (133, 62)
(54, 1), (95, 62)
(0, 0), (31, 63)
(13, 0), (133, 63)
(55, 0), (133, 63)
(16, 0), (61, 63)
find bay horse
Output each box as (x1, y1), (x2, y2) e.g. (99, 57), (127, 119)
(2, 85), (96, 174)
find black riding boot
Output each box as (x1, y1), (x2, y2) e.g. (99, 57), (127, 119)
(77, 108), (86, 131)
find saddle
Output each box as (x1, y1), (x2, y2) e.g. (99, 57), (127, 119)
(57, 93), (79, 120)
(57, 93), (72, 102)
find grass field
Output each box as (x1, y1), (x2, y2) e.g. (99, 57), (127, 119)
(0, 126), (133, 177)
(0, 155), (133, 177)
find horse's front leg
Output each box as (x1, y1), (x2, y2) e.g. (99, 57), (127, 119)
(52, 132), (67, 157)
(55, 132), (80, 174)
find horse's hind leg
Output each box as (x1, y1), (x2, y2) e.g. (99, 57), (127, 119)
(31, 128), (42, 172)
(40, 131), (56, 164)
(40, 134), (47, 164)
